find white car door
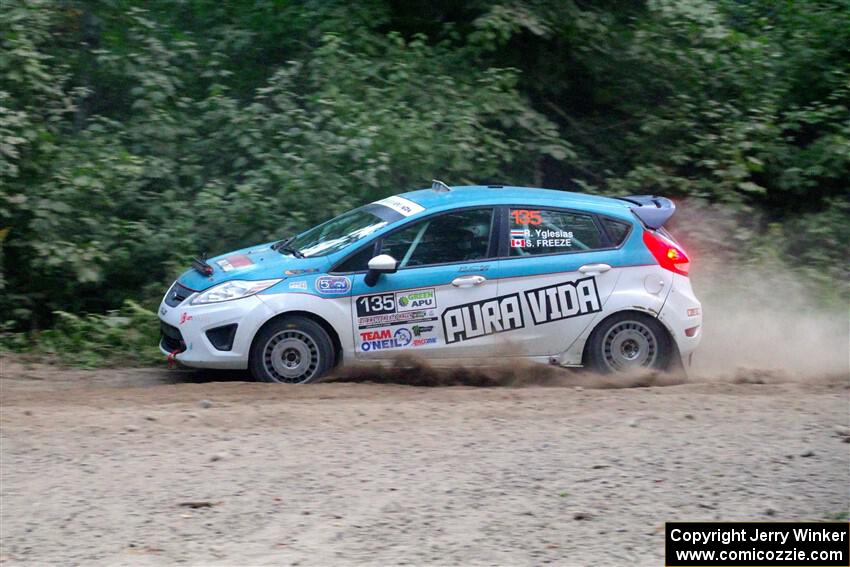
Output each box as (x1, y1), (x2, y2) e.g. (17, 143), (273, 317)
(346, 207), (506, 359)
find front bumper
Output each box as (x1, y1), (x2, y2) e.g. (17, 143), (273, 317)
(158, 293), (274, 369)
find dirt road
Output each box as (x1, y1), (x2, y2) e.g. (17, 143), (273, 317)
(1, 359), (848, 566)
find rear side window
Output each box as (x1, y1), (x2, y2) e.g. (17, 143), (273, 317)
(600, 217), (631, 246)
(509, 208), (603, 256)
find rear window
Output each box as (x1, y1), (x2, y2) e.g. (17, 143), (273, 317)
(509, 208), (604, 256)
(600, 217), (631, 246)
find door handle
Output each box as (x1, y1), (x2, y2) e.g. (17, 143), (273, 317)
(578, 263), (612, 274)
(451, 275), (487, 288)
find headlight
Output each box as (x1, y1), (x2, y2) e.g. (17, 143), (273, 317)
(190, 279), (282, 305)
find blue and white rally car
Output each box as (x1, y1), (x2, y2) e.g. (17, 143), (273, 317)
(159, 182), (702, 383)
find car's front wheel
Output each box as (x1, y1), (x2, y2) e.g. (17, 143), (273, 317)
(249, 316), (335, 383)
(584, 312), (672, 374)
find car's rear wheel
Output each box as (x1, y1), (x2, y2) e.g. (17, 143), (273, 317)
(249, 316), (335, 383)
(585, 312), (672, 374)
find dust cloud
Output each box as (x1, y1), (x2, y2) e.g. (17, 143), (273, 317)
(671, 199), (849, 383)
(688, 267), (848, 382)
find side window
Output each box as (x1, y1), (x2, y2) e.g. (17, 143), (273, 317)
(380, 209), (493, 268)
(332, 243), (376, 273)
(509, 208), (603, 256)
(600, 217), (631, 246)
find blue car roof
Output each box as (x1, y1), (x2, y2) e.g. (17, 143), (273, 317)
(398, 186), (634, 220)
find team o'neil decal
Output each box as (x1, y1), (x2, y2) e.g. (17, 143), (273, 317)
(442, 277), (602, 344)
(359, 327), (413, 352)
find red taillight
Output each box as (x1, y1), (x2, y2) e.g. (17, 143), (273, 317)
(642, 230), (690, 276)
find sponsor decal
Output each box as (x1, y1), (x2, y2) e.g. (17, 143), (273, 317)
(687, 307), (701, 317)
(160, 306), (168, 316)
(288, 280), (308, 290)
(411, 324), (433, 337)
(458, 265), (490, 272)
(179, 312), (193, 325)
(355, 288), (438, 329)
(397, 288), (436, 311)
(315, 276), (351, 294)
(442, 293), (524, 344)
(216, 254), (253, 272)
(394, 327), (412, 346)
(284, 268), (319, 276)
(510, 209), (542, 225)
(358, 311), (437, 329)
(410, 324), (437, 346)
(523, 276), (602, 325)
(359, 327), (413, 352)
(440, 277), (602, 343)
(373, 196), (425, 217)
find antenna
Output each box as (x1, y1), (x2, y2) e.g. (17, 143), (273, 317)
(431, 179), (451, 192)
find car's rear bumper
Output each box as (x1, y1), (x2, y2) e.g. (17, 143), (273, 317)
(658, 273), (702, 369)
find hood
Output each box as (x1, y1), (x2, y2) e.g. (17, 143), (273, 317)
(177, 242), (332, 291)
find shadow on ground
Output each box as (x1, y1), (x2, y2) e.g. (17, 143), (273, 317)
(163, 367), (251, 384)
(170, 355), (849, 389)
(326, 354), (688, 389)
(164, 355), (686, 389)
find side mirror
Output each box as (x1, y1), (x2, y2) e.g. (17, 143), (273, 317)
(364, 254), (398, 287)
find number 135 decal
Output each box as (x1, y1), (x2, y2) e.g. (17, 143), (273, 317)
(356, 294), (395, 317)
(511, 210), (542, 225)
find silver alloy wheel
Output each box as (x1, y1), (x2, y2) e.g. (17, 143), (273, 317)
(601, 319), (658, 372)
(262, 329), (320, 383)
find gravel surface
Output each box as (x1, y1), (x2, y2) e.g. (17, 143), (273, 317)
(1, 359), (848, 566)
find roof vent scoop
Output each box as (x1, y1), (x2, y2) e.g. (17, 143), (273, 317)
(431, 179), (451, 192)
(618, 194), (676, 229)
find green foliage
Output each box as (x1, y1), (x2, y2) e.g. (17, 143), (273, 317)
(1, 300), (161, 367)
(1, 1), (569, 333)
(0, 0), (847, 364)
(478, 0), (849, 285)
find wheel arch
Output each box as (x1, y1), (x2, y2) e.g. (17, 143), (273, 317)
(580, 308), (677, 367)
(252, 310), (343, 368)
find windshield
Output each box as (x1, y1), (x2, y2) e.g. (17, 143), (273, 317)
(285, 205), (402, 257)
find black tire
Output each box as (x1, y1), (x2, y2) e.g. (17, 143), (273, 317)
(249, 316), (335, 383)
(584, 312), (672, 374)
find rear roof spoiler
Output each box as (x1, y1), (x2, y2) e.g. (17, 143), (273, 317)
(616, 195), (676, 229)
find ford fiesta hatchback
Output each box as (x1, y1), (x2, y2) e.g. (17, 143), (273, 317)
(159, 182), (702, 383)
